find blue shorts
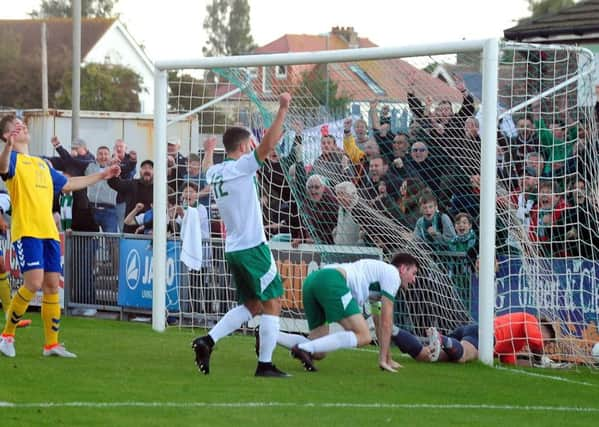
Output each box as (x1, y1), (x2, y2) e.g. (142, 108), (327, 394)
(13, 237), (62, 273)
(449, 324), (480, 349)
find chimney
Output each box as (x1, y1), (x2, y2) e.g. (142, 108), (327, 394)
(331, 26), (359, 49)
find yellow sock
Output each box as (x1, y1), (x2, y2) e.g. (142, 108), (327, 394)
(0, 272), (10, 315)
(2, 286), (35, 336)
(42, 293), (61, 348)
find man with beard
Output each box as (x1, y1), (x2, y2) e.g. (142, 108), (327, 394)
(108, 160), (154, 234)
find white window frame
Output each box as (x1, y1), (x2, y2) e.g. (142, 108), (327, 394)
(275, 65), (287, 79)
(262, 66), (272, 93)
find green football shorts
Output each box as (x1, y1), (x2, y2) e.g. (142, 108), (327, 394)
(302, 268), (361, 330)
(225, 243), (283, 303)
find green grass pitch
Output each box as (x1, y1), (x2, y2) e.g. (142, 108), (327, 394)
(1, 314), (598, 426)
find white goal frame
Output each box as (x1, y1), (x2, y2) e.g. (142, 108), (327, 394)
(151, 38), (500, 366)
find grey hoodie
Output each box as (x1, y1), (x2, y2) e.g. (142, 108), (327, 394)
(85, 162), (118, 207)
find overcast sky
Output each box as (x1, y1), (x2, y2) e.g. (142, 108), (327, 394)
(6, 0), (531, 61)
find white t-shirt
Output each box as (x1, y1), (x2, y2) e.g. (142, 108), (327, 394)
(206, 151), (265, 252)
(0, 193), (10, 214)
(324, 259), (400, 306)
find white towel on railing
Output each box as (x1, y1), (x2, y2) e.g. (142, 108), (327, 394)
(181, 206), (208, 270)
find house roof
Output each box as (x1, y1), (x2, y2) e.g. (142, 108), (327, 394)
(327, 59), (460, 103)
(255, 33), (377, 54)
(504, 0), (599, 41)
(0, 18), (115, 59)
(254, 32), (460, 103)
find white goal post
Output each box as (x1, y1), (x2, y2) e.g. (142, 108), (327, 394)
(151, 38), (500, 365)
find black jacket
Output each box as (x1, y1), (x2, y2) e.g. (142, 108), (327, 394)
(107, 177), (154, 233)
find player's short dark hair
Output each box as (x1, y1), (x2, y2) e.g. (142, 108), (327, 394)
(0, 114), (16, 143)
(223, 126), (251, 153)
(390, 252), (419, 270)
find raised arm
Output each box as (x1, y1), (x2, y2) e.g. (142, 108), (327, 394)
(369, 100), (380, 131)
(201, 136), (217, 171)
(124, 202), (145, 226)
(256, 93), (291, 162)
(52, 137), (89, 175)
(63, 164), (121, 193)
(0, 135), (14, 175)
(343, 118), (365, 164)
(454, 76), (475, 119)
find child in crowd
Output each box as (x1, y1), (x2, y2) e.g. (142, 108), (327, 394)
(448, 212), (477, 253)
(413, 191), (455, 249)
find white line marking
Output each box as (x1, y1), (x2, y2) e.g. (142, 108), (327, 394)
(357, 348), (597, 386)
(495, 365), (596, 387)
(0, 401), (598, 412)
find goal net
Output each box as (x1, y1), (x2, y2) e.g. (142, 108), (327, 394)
(154, 40), (599, 367)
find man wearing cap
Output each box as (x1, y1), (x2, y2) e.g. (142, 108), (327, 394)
(107, 159), (154, 234)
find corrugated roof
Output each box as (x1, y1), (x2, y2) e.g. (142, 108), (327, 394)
(504, 0), (599, 40)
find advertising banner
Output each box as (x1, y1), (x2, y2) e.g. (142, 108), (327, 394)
(117, 239), (180, 311)
(471, 257), (599, 337)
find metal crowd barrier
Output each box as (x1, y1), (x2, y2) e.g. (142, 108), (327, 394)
(63, 232), (474, 323)
(65, 232), (131, 317)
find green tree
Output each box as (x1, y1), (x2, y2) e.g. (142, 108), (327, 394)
(30, 0), (118, 18)
(296, 64), (350, 118)
(202, 0), (257, 57)
(525, 0), (575, 19)
(56, 63), (143, 112)
(0, 28), (69, 109)
(168, 71), (228, 134)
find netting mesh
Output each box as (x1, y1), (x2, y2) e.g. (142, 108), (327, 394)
(162, 41), (599, 366)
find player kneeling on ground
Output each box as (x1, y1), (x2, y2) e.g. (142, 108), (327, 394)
(275, 253), (418, 372)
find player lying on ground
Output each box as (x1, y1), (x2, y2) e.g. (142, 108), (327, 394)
(393, 311), (557, 366)
(273, 253), (419, 373)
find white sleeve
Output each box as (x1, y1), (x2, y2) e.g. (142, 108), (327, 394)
(134, 212), (145, 225)
(234, 151), (262, 175)
(379, 265), (400, 301)
(0, 193), (10, 213)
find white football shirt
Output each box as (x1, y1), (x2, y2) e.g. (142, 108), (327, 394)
(323, 259), (400, 306)
(206, 151), (265, 252)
